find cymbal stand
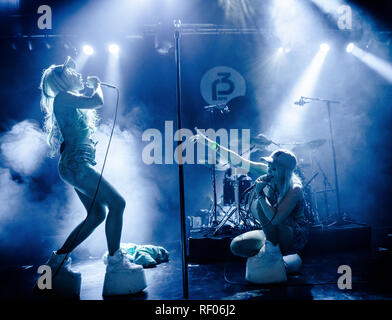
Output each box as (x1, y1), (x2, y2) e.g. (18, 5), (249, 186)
(315, 159), (334, 224)
(307, 149), (322, 225)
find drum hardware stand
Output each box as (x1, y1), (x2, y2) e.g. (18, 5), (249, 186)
(211, 161), (218, 227)
(303, 172), (322, 226)
(205, 197), (227, 227)
(233, 169), (242, 225)
(307, 149), (320, 225)
(304, 172), (318, 189)
(211, 169), (249, 236)
(300, 146), (324, 226)
(210, 167), (263, 235)
(208, 142), (258, 235)
(313, 157), (336, 225)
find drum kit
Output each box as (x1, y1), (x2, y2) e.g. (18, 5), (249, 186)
(195, 132), (331, 236)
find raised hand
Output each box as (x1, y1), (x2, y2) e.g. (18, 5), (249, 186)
(189, 134), (203, 145)
(86, 76), (101, 89)
(255, 175), (270, 194)
(194, 127), (214, 145)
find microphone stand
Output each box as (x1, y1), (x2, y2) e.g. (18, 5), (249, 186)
(300, 96), (351, 226)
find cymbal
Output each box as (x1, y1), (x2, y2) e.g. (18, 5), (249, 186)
(249, 142), (270, 150)
(252, 133), (273, 145)
(293, 139), (326, 152)
(306, 139), (326, 149)
(249, 147), (264, 153)
(213, 162), (250, 175)
(298, 162), (311, 168)
(197, 160), (230, 171)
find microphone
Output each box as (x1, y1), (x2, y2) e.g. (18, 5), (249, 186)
(243, 175), (274, 195)
(294, 97), (310, 106)
(84, 78), (117, 89)
(100, 82), (117, 89)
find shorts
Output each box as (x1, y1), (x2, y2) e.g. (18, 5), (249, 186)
(284, 223), (310, 255)
(58, 141), (97, 186)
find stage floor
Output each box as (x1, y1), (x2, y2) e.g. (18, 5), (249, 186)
(0, 242), (391, 300)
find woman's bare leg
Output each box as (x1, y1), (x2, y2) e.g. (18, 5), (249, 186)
(59, 165), (126, 256)
(57, 189), (106, 254)
(230, 230), (266, 257)
(104, 196), (125, 256)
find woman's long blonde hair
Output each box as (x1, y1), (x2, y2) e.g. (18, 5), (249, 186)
(275, 166), (302, 203)
(39, 64), (98, 157)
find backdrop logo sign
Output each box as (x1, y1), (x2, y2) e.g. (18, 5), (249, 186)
(200, 66), (246, 105)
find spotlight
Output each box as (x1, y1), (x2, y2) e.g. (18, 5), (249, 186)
(108, 43), (120, 55)
(346, 43), (354, 53)
(320, 43), (330, 52)
(277, 47), (284, 54)
(83, 45), (94, 56)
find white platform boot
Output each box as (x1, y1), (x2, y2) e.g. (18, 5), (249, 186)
(102, 248), (147, 296)
(37, 251), (82, 297)
(283, 254), (303, 274)
(246, 241), (287, 284)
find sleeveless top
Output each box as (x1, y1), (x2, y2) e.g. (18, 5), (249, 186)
(248, 184), (307, 229)
(248, 184), (308, 254)
(53, 93), (96, 147)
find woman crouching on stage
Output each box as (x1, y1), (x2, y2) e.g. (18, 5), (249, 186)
(192, 129), (308, 274)
(37, 57), (146, 296)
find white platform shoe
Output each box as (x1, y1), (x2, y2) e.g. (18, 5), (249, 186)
(283, 253), (303, 274)
(102, 248), (147, 296)
(246, 241), (288, 284)
(38, 251), (81, 297)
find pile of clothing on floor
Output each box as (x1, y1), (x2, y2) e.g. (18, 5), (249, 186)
(104, 243), (169, 268)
